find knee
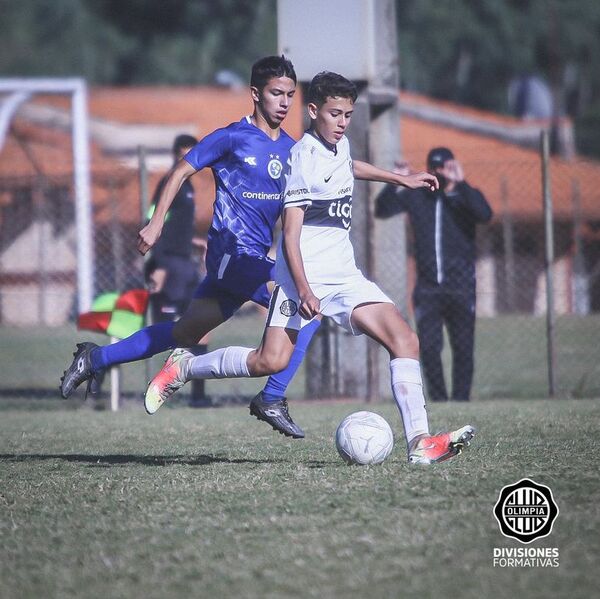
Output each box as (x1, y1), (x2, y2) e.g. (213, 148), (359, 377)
(172, 322), (203, 347)
(390, 329), (420, 358)
(252, 353), (289, 377)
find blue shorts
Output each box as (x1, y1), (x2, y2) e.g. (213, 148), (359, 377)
(193, 253), (275, 319)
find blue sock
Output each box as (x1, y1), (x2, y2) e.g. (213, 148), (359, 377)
(90, 321), (178, 371)
(262, 318), (321, 401)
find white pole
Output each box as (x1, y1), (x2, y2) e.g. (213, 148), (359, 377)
(541, 130), (555, 397)
(0, 78), (94, 312)
(72, 80), (94, 313)
(110, 336), (120, 412)
(0, 91), (31, 151)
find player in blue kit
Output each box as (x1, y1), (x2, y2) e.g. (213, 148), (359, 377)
(145, 72), (476, 464)
(60, 55), (318, 438)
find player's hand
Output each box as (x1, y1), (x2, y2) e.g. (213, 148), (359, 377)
(399, 171), (439, 191)
(137, 222), (162, 255)
(299, 290), (320, 320)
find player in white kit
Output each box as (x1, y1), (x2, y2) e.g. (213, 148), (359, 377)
(145, 72), (475, 464)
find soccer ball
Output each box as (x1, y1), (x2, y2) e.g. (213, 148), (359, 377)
(335, 411), (394, 465)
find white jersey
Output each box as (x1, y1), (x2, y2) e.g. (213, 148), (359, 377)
(269, 131), (393, 334)
(275, 132), (359, 285)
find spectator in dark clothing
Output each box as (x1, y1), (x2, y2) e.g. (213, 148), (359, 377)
(145, 134), (203, 323)
(376, 148), (493, 401)
(145, 134), (211, 406)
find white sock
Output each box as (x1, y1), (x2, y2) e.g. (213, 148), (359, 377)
(390, 357), (430, 445)
(186, 346), (252, 380)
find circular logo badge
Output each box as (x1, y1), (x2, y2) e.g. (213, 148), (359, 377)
(494, 478), (559, 544)
(268, 158), (283, 179)
(279, 299), (298, 317)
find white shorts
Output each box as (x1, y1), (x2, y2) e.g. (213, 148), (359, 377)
(266, 272), (394, 335)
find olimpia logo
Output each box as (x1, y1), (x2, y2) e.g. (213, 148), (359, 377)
(494, 478), (559, 544)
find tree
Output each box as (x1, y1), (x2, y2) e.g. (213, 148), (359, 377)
(397, 0), (600, 117)
(0, 0), (277, 85)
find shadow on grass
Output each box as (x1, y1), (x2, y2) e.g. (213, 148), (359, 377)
(0, 453), (310, 467)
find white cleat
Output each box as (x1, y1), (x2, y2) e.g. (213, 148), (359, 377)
(144, 348), (193, 415)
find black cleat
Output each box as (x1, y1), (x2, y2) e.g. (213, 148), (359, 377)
(249, 392), (305, 439)
(60, 342), (99, 399)
(86, 368), (106, 398)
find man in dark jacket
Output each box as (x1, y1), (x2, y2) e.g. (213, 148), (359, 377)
(145, 134), (201, 323)
(376, 147), (493, 401)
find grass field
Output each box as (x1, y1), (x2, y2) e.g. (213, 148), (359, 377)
(1, 313), (600, 400)
(1, 398), (599, 598)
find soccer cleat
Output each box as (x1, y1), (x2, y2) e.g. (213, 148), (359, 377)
(249, 392), (305, 439)
(60, 342), (99, 399)
(85, 368), (106, 399)
(408, 425), (475, 465)
(144, 348), (193, 415)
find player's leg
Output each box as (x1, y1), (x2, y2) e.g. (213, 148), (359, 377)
(445, 288), (475, 401)
(350, 301), (474, 464)
(350, 301), (429, 443)
(248, 282), (316, 437)
(144, 324), (297, 414)
(250, 318), (320, 434)
(146, 277), (308, 438)
(248, 315), (321, 438)
(260, 316), (321, 399)
(59, 286), (226, 399)
(206, 256), (321, 435)
(143, 280), (251, 414)
(413, 285), (448, 402)
(142, 254), (261, 414)
(233, 260), (322, 408)
(171, 297), (225, 347)
(246, 325), (308, 438)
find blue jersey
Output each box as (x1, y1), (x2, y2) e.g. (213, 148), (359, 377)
(184, 116), (295, 276)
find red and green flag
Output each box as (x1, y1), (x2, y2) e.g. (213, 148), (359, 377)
(77, 289), (149, 339)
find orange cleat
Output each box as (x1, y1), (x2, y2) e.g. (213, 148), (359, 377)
(408, 425), (475, 464)
(144, 348), (193, 415)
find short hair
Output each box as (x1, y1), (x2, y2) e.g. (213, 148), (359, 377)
(308, 71), (358, 106)
(250, 55), (297, 90)
(173, 134), (198, 154)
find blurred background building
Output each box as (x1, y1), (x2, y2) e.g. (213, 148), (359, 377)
(1, 0), (600, 399)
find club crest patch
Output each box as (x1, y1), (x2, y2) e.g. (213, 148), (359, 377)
(280, 299), (298, 317)
(268, 155), (283, 179)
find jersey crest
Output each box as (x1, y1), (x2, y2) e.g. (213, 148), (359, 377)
(268, 154), (283, 179)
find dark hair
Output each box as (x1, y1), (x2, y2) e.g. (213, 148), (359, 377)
(250, 55), (296, 90)
(173, 134), (198, 154)
(308, 71), (358, 106)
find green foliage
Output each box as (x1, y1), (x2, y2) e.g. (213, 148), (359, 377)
(397, 0), (600, 116)
(0, 0), (277, 84)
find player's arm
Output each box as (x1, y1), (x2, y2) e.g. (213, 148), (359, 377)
(137, 127), (230, 255)
(137, 159), (197, 255)
(353, 160), (438, 191)
(282, 206), (320, 319)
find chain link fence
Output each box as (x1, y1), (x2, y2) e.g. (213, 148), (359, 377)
(368, 140), (600, 400)
(1, 129), (599, 401)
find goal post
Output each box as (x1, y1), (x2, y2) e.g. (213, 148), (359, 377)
(0, 78), (94, 313)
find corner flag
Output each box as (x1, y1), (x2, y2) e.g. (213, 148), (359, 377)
(77, 289), (149, 339)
